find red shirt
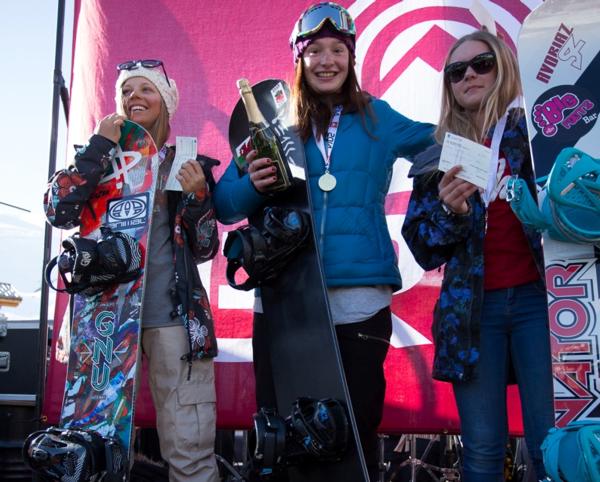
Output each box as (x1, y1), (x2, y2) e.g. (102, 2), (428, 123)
(483, 152), (540, 290)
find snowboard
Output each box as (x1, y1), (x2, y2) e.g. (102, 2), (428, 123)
(228, 79), (369, 481)
(518, 0), (600, 427)
(26, 120), (158, 480)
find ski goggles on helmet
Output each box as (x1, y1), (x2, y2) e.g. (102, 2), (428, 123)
(290, 2), (356, 47)
(117, 59), (171, 87)
(444, 51), (496, 83)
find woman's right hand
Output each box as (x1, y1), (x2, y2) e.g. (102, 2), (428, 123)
(94, 113), (126, 144)
(247, 150), (278, 193)
(438, 165), (478, 215)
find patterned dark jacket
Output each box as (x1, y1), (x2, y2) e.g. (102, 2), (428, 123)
(401, 110), (544, 383)
(44, 134), (220, 362)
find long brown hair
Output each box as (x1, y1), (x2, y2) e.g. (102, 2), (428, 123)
(291, 54), (374, 142)
(435, 31), (521, 144)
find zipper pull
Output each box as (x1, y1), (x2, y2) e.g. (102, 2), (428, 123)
(358, 332), (391, 346)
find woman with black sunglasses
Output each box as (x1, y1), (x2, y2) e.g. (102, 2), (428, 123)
(402, 31), (554, 481)
(43, 60), (221, 482)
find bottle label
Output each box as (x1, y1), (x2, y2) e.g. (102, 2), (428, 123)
(234, 136), (253, 172)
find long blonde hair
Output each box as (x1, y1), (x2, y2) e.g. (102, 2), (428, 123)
(145, 101), (170, 150)
(435, 31), (521, 144)
(117, 87), (171, 150)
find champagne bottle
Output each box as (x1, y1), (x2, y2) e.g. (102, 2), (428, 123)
(237, 78), (292, 192)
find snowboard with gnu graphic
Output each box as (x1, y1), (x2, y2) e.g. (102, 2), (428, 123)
(28, 120), (158, 480)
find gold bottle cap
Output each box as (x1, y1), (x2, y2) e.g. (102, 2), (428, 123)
(237, 78), (251, 93)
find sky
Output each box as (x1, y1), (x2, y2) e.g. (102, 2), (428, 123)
(0, 1), (74, 320)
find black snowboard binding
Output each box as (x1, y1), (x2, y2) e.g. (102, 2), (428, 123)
(45, 225), (143, 296)
(249, 398), (349, 479)
(287, 397), (349, 462)
(223, 206), (311, 291)
(23, 427), (127, 481)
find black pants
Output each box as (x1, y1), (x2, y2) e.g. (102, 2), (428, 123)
(252, 307), (392, 478)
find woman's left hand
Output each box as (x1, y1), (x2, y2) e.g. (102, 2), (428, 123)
(176, 159), (207, 194)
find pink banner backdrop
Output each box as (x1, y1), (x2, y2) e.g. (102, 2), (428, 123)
(43, 0), (541, 433)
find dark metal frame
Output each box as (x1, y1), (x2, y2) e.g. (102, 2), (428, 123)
(37, 0), (70, 427)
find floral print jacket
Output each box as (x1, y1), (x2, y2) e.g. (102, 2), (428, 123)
(44, 134), (220, 361)
(401, 110), (544, 383)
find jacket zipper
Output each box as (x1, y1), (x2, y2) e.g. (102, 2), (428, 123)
(467, 194), (485, 381)
(181, 233), (195, 380)
(319, 191), (328, 254)
(358, 332), (391, 346)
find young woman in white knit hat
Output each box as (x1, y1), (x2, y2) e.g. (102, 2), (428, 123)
(44, 59), (221, 482)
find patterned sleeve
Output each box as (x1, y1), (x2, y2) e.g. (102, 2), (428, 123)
(401, 172), (473, 271)
(43, 134), (115, 229)
(178, 155), (220, 264)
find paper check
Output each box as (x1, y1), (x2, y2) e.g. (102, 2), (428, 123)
(165, 136), (198, 191)
(438, 132), (492, 189)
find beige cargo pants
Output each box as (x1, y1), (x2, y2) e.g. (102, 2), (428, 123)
(142, 325), (219, 482)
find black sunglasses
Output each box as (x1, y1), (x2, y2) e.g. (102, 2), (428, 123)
(117, 59), (171, 87)
(444, 52), (496, 84)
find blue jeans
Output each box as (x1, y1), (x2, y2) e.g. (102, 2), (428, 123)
(453, 281), (554, 482)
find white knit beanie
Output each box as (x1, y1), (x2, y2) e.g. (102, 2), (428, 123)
(115, 65), (179, 119)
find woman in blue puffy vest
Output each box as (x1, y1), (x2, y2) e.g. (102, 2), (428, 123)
(402, 30), (554, 482)
(214, 2), (434, 478)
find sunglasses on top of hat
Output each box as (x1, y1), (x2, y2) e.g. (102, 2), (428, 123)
(290, 2), (356, 46)
(444, 51), (496, 84)
(117, 59), (171, 87)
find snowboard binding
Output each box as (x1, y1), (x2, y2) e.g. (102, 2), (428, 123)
(23, 427), (127, 481)
(507, 147), (600, 244)
(248, 397), (349, 479)
(224, 206), (311, 291)
(541, 420), (600, 482)
(45, 225), (143, 296)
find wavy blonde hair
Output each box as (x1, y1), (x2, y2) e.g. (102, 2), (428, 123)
(117, 84), (171, 150)
(435, 31), (521, 144)
(145, 103), (170, 150)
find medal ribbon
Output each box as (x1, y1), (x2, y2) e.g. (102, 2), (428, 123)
(313, 105), (343, 174)
(483, 97), (522, 207)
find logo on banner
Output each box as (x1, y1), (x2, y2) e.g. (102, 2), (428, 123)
(546, 260), (600, 426)
(353, 1), (528, 106)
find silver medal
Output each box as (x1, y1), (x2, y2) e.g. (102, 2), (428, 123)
(318, 172), (337, 192)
